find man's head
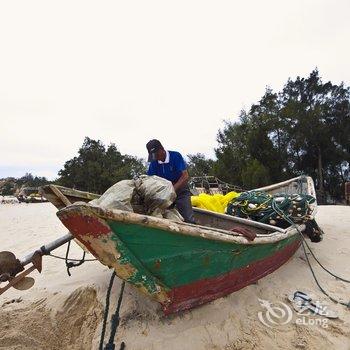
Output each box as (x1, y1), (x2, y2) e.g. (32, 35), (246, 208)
(146, 139), (165, 162)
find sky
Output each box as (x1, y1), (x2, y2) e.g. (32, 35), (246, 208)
(1, 0), (349, 180)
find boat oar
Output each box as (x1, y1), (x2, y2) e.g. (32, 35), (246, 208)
(0, 233), (73, 296)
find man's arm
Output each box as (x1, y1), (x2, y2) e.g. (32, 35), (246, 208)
(173, 170), (189, 193)
(147, 162), (156, 176)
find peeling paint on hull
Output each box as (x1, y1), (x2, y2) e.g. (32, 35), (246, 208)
(163, 238), (301, 314)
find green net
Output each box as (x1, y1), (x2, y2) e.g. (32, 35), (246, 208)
(226, 191), (316, 228)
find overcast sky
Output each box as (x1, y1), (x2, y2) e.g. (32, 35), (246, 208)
(1, 0), (349, 179)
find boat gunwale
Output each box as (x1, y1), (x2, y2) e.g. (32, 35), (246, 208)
(193, 207), (286, 233)
(57, 202), (305, 245)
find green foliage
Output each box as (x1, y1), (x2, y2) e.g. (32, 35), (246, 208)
(215, 115), (251, 185)
(1, 181), (15, 195)
(57, 137), (146, 194)
(240, 159), (271, 189)
(0, 173), (51, 195)
(187, 153), (216, 177)
(18, 173), (51, 187)
(215, 69), (350, 196)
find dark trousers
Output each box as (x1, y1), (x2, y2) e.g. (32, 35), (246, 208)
(175, 186), (195, 224)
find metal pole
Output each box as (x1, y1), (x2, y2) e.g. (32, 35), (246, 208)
(20, 233), (73, 266)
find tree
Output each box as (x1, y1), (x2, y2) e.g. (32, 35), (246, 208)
(1, 181), (15, 195)
(280, 69), (350, 195)
(18, 173), (50, 187)
(215, 70), (350, 196)
(215, 112), (252, 185)
(240, 159), (270, 189)
(187, 153), (216, 177)
(57, 137), (146, 193)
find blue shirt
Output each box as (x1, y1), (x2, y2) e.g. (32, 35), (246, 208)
(147, 150), (187, 184)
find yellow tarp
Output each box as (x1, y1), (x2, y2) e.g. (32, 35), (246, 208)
(191, 191), (240, 214)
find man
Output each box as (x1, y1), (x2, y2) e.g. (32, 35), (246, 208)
(146, 139), (195, 224)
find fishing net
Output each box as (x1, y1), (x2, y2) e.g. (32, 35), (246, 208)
(226, 191), (316, 228)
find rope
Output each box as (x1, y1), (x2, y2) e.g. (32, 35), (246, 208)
(105, 281), (125, 350)
(227, 191), (316, 227)
(46, 253), (96, 262)
(271, 200), (350, 282)
(39, 241), (96, 263)
(271, 199), (350, 307)
(299, 234), (350, 284)
(99, 272), (116, 350)
(300, 238), (350, 308)
(64, 240), (87, 276)
(99, 271), (126, 350)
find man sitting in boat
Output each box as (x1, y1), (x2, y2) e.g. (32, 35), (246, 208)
(146, 139), (195, 224)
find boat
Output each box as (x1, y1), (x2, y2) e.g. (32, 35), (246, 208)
(25, 194), (49, 203)
(0, 195), (19, 204)
(40, 175), (319, 315)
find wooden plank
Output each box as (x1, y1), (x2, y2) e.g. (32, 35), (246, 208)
(57, 186), (100, 201)
(49, 185), (72, 207)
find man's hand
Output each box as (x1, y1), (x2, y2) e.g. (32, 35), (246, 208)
(173, 170), (189, 193)
(230, 226), (257, 241)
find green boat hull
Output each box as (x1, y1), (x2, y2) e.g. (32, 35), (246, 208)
(57, 203), (302, 314)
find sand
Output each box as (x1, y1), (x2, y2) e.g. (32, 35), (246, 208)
(0, 203), (349, 350)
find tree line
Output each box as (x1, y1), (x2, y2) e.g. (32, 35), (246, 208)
(188, 69), (350, 200)
(0, 173), (51, 195)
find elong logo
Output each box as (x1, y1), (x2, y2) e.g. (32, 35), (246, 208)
(257, 298), (329, 328)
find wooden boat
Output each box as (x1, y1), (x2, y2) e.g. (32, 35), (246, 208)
(39, 185), (99, 209)
(25, 195), (49, 203)
(0, 195), (19, 204)
(40, 176), (318, 314)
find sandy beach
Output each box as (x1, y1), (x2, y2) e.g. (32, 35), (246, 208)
(0, 203), (349, 350)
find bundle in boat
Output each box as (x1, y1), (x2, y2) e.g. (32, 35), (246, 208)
(89, 175), (183, 221)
